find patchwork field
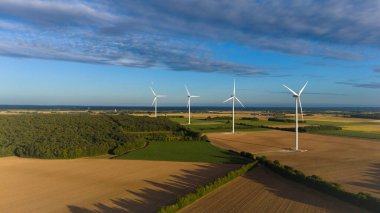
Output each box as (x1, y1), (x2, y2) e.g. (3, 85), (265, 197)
(208, 130), (380, 197)
(182, 166), (366, 213)
(0, 157), (238, 213)
(304, 114), (380, 123)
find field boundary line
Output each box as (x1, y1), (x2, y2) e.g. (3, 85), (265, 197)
(158, 161), (258, 213)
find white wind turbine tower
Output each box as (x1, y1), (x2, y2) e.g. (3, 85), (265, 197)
(185, 85), (200, 125)
(224, 80), (245, 134)
(150, 87), (166, 118)
(283, 81), (308, 151)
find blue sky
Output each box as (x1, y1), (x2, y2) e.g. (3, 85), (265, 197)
(0, 0), (379, 107)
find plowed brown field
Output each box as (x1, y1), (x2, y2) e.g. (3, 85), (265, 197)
(182, 166), (367, 213)
(208, 130), (380, 197)
(0, 157), (238, 213)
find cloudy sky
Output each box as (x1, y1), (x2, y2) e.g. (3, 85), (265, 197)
(0, 0), (379, 107)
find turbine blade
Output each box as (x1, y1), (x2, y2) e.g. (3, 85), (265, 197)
(233, 79), (236, 96)
(298, 97), (304, 121)
(151, 97), (157, 106)
(223, 97), (233, 103)
(282, 84), (298, 96)
(235, 96), (245, 108)
(299, 81), (308, 96)
(185, 85), (190, 96)
(150, 87), (156, 96)
(157, 95), (166, 98)
(191, 96), (200, 98)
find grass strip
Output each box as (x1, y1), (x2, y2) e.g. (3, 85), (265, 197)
(238, 152), (380, 212)
(159, 161), (258, 213)
(116, 141), (251, 164)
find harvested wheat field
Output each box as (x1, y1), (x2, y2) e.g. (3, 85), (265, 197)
(0, 157), (238, 213)
(208, 130), (380, 197)
(182, 166), (367, 213)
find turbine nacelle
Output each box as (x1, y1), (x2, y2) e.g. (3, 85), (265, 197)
(283, 81), (308, 121)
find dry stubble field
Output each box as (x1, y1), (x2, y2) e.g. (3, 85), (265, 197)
(208, 130), (380, 197)
(0, 157), (238, 213)
(182, 166), (366, 213)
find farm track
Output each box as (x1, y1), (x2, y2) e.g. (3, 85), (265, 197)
(182, 166), (367, 213)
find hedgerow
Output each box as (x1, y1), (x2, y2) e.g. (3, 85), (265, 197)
(268, 117), (306, 123)
(159, 161), (257, 213)
(252, 155), (380, 212)
(262, 125), (342, 132)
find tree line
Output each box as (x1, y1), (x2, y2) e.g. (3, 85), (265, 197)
(348, 113), (380, 120)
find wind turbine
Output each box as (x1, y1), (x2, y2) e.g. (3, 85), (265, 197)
(224, 80), (245, 134)
(185, 85), (200, 125)
(150, 87), (166, 118)
(282, 81), (308, 151)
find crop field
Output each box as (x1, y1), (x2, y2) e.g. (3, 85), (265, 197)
(168, 117), (268, 133)
(304, 114), (380, 123)
(208, 130), (380, 197)
(169, 116), (300, 133)
(116, 141), (251, 164)
(304, 116), (380, 139)
(168, 113), (380, 141)
(0, 157), (238, 212)
(182, 166), (366, 213)
(342, 124), (380, 133)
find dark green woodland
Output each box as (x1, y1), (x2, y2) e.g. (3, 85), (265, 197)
(0, 114), (204, 159)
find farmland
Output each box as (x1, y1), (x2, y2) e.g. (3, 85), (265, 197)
(207, 130), (380, 197)
(0, 157), (238, 212)
(182, 166), (366, 213)
(0, 110), (378, 212)
(167, 112), (380, 140)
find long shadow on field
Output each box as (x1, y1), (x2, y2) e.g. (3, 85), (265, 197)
(67, 163), (237, 213)
(244, 166), (364, 212)
(349, 163), (380, 197)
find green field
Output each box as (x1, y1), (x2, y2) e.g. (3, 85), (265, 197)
(169, 117), (275, 133)
(170, 116), (380, 140)
(116, 141), (251, 164)
(311, 130), (380, 140)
